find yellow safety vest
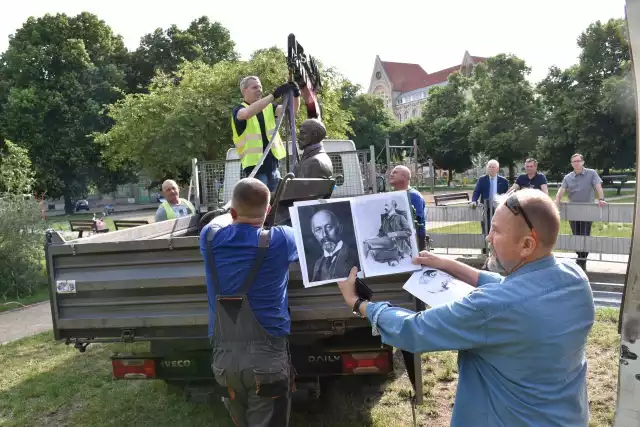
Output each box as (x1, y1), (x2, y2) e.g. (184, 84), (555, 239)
(161, 198), (195, 219)
(231, 102), (287, 169)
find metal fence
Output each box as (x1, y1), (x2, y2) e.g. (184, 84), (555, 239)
(198, 150), (375, 210)
(426, 201), (633, 264)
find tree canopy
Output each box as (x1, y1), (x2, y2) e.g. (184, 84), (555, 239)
(537, 18), (635, 177)
(0, 140), (34, 195)
(126, 16), (239, 93)
(467, 54), (541, 179)
(0, 12), (134, 212)
(417, 72), (473, 180)
(96, 48), (354, 181)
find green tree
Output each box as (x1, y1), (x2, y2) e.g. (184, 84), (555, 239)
(97, 48), (353, 181)
(537, 19), (635, 176)
(468, 54), (541, 181)
(0, 140), (34, 195)
(346, 93), (397, 151)
(126, 16), (238, 93)
(339, 80), (362, 110)
(0, 12), (133, 213)
(418, 72), (473, 183)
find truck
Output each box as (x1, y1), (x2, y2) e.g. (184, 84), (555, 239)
(44, 140), (425, 403)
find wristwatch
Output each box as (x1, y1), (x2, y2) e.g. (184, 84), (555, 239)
(352, 298), (367, 318)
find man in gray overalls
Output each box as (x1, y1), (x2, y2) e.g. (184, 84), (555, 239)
(199, 178), (299, 426)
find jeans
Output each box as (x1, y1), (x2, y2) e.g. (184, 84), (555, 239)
(248, 169), (281, 192)
(570, 221), (592, 266)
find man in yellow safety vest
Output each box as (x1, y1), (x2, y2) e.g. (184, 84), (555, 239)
(154, 179), (195, 222)
(231, 76), (300, 192)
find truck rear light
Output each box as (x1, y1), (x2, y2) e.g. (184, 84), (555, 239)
(341, 351), (391, 375)
(112, 359), (156, 379)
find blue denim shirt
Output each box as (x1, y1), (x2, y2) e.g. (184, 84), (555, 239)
(366, 256), (595, 427)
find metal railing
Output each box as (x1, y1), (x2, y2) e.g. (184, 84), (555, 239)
(426, 201), (634, 263)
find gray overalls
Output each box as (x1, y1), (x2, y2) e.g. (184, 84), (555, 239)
(204, 227), (294, 427)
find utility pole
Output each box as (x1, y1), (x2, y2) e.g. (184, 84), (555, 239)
(385, 138), (391, 174)
(428, 158), (435, 194)
(369, 145), (377, 193)
(413, 138), (418, 186)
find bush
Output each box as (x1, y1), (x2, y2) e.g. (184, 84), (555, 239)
(0, 195), (46, 299)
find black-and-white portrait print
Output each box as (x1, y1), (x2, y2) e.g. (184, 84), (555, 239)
(352, 191), (420, 277)
(294, 200), (360, 287)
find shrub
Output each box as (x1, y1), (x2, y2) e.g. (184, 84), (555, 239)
(0, 195), (47, 299)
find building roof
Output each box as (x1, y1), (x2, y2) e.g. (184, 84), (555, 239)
(379, 61), (430, 93)
(380, 54), (487, 93)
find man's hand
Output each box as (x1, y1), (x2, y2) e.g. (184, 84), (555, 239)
(412, 251), (447, 270)
(337, 266), (359, 308)
(272, 81), (299, 99)
(470, 201), (477, 209)
(597, 199), (607, 208)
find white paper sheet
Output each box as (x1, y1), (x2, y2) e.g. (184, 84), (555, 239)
(402, 267), (475, 308)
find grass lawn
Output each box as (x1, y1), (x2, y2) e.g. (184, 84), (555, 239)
(609, 197), (636, 204)
(430, 220), (633, 239)
(0, 286), (49, 313)
(0, 308), (620, 427)
(43, 213), (116, 234)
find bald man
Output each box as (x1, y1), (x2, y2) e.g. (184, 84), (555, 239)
(336, 189), (595, 427)
(293, 118), (333, 179)
(389, 165), (427, 250)
(155, 179), (195, 222)
(199, 178), (298, 427)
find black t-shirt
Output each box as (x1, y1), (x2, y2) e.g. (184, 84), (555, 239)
(515, 172), (548, 190)
(232, 102), (280, 176)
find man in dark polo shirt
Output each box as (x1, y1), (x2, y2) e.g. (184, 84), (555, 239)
(555, 153), (607, 270)
(509, 158), (549, 195)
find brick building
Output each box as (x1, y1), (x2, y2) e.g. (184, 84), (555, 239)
(367, 51), (486, 122)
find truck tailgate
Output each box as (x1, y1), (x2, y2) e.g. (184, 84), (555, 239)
(45, 221), (416, 344)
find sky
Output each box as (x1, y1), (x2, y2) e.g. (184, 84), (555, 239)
(0, 0), (628, 92)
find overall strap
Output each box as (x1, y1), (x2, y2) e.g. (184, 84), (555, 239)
(238, 228), (272, 295)
(205, 226), (222, 296)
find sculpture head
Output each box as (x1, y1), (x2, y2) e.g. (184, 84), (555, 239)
(298, 118), (326, 149)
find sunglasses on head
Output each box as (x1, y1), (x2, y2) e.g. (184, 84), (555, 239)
(505, 194), (537, 238)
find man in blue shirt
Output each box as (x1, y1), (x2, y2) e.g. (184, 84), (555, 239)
(389, 165), (427, 250)
(200, 177), (299, 427)
(337, 189), (595, 427)
(508, 158), (549, 195)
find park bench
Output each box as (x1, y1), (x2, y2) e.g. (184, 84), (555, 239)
(68, 219), (108, 238)
(113, 219), (149, 230)
(433, 192), (470, 206)
(601, 175), (629, 195)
